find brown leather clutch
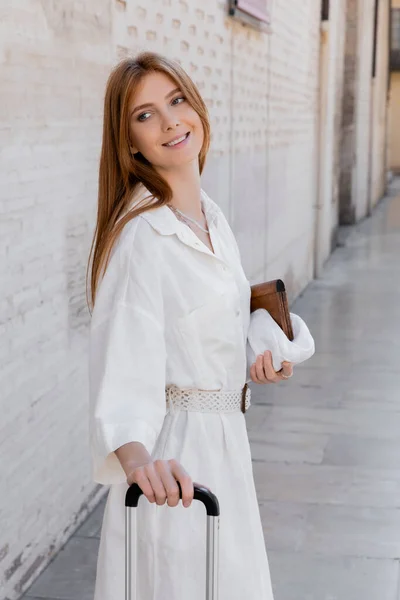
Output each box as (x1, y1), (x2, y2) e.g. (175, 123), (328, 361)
(250, 279), (294, 341)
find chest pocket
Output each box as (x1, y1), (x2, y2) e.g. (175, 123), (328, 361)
(175, 291), (244, 386)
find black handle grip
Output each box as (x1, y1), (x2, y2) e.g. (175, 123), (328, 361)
(125, 482), (220, 516)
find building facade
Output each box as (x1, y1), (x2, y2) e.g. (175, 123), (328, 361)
(389, 0), (400, 173)
(339, 0), (390, 224)
(0, 1), (390, 597)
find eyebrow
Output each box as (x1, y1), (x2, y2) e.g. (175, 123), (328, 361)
(130, 87), (181, 117)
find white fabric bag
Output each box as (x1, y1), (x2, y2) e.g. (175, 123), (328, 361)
(246, 309), (315, 372)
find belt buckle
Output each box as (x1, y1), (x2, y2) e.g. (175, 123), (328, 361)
(241, 383), (248, 414)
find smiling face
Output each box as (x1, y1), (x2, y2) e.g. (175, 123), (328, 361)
(128, 71), (204, 172)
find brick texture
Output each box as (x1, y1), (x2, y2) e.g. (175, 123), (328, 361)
(0, 2), (111, 598)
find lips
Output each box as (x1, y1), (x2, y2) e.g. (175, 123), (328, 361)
(162, 132), (190, 147)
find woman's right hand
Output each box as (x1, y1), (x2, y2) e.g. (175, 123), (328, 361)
(127, 458), (200, 508)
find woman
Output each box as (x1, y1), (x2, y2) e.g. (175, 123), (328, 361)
(87, 51), (293, 600)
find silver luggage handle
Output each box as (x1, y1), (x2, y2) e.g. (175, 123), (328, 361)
(125, 483), (220, 600)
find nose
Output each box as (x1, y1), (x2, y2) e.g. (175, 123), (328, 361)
(160, 106), (181, 132)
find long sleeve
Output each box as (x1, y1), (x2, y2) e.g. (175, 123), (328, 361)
(88, 219), (167, 485)
(246, 308), (315, 379)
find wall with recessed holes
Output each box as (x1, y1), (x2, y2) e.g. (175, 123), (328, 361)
(113, 0), (321, 294)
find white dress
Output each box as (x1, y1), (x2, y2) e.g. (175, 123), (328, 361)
(89, 184), (274, 599)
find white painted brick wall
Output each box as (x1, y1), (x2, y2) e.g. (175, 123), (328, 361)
(112, 0), (321, 298)
(259, 0), (320, 296)
(0, 1), (334, 597)
(341, 0), (389, 223)
(0, 2), (111, 597)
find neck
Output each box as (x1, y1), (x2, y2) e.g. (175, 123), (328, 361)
(156, 160), (203, 221)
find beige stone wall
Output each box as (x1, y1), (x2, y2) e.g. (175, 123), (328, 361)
(339, 0), (359, 224)
(339, 0), (389, 224)
(331, 4), (347, 241)
(369, 0), (390, 209)
(315, 0), (347, 277)
(389, 73), (400, 172)
(389, 0), (400, 172)
(353, 0), (375, 220)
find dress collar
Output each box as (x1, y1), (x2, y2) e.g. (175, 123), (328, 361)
(126, 183), (220, 237)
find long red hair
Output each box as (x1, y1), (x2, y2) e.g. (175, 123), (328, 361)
(86, 52), (211, 310)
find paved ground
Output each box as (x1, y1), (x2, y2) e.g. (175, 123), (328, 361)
(22, 180), (400, 599)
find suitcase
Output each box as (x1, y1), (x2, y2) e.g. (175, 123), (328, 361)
(125, 482), (220, 600)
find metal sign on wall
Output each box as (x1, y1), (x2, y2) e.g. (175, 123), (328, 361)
(228, 0), (271, 29)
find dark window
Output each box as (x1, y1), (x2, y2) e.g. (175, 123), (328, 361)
(228, 0), (271, 30)
(391, 8), (400, 72)
(236, 0), (270, 22)
(321, 0), (330, 21)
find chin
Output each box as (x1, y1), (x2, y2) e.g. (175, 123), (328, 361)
(170, 153), (201, 168)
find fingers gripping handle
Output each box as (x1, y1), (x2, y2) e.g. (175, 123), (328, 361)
(125, 482), (220, 599)
(125, 482), (220, 516)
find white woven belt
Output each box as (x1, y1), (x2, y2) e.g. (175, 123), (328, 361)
(165, 384), (251, 414)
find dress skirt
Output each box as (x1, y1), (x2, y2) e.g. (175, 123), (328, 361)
(93, 400), (275, 600)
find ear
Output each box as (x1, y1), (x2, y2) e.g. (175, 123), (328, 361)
(130, 145), (138, 155)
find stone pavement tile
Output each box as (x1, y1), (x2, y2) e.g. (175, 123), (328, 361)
(252, 462), (400, 508)
(337, 368), (400, 391)
(260, 501), (310, 552)
(305, 332), (400, 356)
(323, 434), (400, 469)
(75, 495), (107, 539)
(244, 402), (273, 433)
(305, 345), (400, 371)
(339, 388), (400, 412)
(258, 405), (400, 438)
(301, 504), (400, 559)
(294, 289), (400, 325)
(262, 365), (338, 389)
(249, 431), (329, 464)
(25, 537), (99, 600)
(249, 377), (344, 409)
(257, 370), (399, 412)
(261, 501), (400, 559)
(268, 551), (399, 600)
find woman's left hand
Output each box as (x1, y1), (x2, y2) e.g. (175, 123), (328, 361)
(250, 350), (293, 384)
